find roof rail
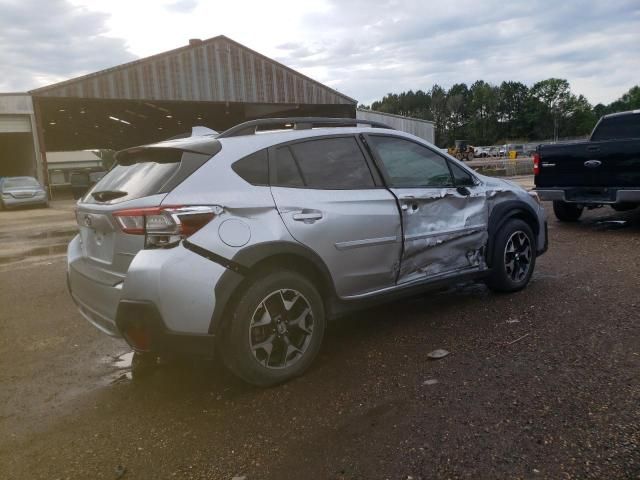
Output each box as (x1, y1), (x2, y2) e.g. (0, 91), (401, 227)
(216, 117), (394, 138)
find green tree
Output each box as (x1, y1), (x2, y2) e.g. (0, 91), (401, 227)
(430, 84), (449, 146)
(469, 80), (499, 144)
(530, 78), (572, 141)
(446, 83), (470, 145)
(607, 85), (640, 113)
(497, 81), (529, 140)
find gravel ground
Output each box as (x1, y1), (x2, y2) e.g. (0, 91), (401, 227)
(0, 203), (638, 480)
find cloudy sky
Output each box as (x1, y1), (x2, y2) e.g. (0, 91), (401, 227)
(1, 0), (639, 105)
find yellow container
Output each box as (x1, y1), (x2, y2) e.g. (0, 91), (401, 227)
(508, 150), (517, 159)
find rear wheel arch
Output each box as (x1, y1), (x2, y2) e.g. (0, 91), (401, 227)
(486, 201), (539, 267)
(209, 242), (336, 339)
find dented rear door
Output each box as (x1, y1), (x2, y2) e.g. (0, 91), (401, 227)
(366, 134), (488, 284)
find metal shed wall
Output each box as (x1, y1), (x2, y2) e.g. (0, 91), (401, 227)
(31, 36), (355, 106)
(356, 109), (435, 143)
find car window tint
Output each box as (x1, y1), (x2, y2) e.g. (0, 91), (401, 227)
(591, 114), (640, 141)
(289, 137), (375, 189)
(449, 161), (475, 186)
(369, 136), (453, 188)
(232, 149), (268, 185)
(275, 146), (304, 187)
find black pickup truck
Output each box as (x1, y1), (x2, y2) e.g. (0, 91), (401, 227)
(534, 110), (640, 221)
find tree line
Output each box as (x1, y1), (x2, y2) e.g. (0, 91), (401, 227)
(360, 80), (640, 147)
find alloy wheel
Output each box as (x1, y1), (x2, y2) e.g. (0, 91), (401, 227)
(503, 230), (532, 282)
(249, 289), (314, 369)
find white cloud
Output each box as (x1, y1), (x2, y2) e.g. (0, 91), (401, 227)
(1, 0), (638, 104)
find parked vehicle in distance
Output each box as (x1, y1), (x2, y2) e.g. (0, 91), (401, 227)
(0, 176), (48, 210)
(67, 117), (548, 386)
(474, 146), (491, 158)
(523, 143), (540, 157)
(534, 110), (640, 221)
(507, 144), (525, 157)
(487, 146), (500, 157)
(447, 139), (474, 161)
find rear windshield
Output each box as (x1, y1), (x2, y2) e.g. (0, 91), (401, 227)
(83, 150), (182, 204)
(3, 177), (40, 189)
(591, 114), (640, 141)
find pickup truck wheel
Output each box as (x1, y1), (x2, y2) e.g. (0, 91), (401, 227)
(221, 270), (326, 387)
(553, 201), (583, 222)
(486, 219), (536, 293)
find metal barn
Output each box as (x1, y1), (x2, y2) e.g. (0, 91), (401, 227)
(356, 108), (435, 143)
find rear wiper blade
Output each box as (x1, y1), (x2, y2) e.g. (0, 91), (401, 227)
(91, 190), (127, 201)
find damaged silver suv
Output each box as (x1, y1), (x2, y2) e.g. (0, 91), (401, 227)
(67, 118), (547, 386)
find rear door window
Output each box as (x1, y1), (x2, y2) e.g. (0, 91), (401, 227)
(591, 114), (640, 141)
(275, 147), (305, 187)
(286, 137), (375, 189)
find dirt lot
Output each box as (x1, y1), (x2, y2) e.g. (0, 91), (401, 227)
(0, 198), (639, 480)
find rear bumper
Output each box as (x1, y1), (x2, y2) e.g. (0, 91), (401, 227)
(68, 238), (230, 352)
(2, 195), (48, 208)
(115, 300), (216, 355)
(67, 236), (123, 337)
(535, 188), (640, 204)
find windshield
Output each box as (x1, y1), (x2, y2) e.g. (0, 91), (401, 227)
(3, 177), (40, 189)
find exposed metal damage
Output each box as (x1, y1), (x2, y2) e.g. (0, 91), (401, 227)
(396, 184), (521, 283)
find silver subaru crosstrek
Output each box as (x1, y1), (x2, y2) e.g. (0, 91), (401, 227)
(67, 118), (547, 386)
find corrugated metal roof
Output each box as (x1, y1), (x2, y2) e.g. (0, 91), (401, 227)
(356, 108), (434, 124)
(356, 109), (435, 143)
(29, 36), (356, 105)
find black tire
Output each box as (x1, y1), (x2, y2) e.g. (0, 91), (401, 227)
(486, 219), (537, 293)
(553, 201), (583, 222)
(130, 352), (159, 381)
(221, 269), (326, 387)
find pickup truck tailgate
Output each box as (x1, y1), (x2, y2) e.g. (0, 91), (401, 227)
(536, 139), (640, 188)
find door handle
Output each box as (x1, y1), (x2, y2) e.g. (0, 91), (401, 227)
(586, 145), (600, 152)
(292, 211), (323, 222)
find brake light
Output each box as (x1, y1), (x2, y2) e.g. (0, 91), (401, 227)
(113, 205), (221, 248)
(533, 153), (540, 175)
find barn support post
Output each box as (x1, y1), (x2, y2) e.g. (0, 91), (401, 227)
(32, 97), (51, 198)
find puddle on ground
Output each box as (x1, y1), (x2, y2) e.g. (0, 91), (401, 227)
(0, 243), (69, 264)
(113, 351), (134, 369)
(593, 220), (629, 230)
(104, 352), (134, 384)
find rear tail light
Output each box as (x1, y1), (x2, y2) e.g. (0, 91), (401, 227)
(113, 205), (221, 248)
(533, 152), (540, 175)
